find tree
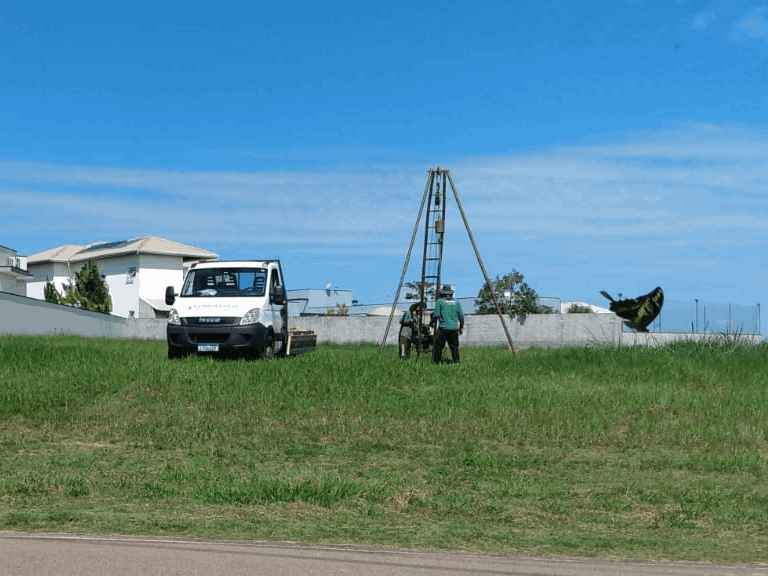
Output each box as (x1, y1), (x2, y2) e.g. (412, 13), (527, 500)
(475, 269), (551, 316)
(324, 303), (349, 316)
(44, 281), (61, 304)
(566, 303), (592, 314)
(60, 261), (113, 314)
(403, 280), (436, 301)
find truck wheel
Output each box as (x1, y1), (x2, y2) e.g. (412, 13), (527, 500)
(276, 331), (288, 357)
(168, 346), (187, 359)
(261, 335), (275, 359)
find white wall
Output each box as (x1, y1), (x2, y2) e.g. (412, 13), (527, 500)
(0, 274), (25, 295)
(95, 254), (140, 318)
(0, 245), (13, 263)
(0, 247), (30, 296)
(138, 253), (184, 305)
(97, 254), (186, 318)
(27, 262), (74, 300)
(290, 313), (625, 347)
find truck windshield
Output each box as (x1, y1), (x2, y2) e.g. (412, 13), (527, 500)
(181, 268), (268, 297)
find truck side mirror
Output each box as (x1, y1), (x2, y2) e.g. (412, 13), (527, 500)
(271, 287), (286, 305)
(165, 286), (176, 305)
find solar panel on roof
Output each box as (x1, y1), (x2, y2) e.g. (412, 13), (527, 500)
(80, 238), (138, 253)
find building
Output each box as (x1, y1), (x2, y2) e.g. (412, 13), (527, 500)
(0, 245), (33, 296)
(27, 236), (218, 318)
(559, 301), (612, 314)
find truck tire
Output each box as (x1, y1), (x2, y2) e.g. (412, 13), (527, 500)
(168, 346), (187, 359)
(276, 330), (288, 358)
(261, 335), (275, 359)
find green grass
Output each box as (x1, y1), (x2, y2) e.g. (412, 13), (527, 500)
(1, 335), (767, 562)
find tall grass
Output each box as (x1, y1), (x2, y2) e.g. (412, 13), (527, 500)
(1, 336), (767, 562)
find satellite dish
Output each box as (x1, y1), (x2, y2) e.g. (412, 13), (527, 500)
(325, 282), (332, 290)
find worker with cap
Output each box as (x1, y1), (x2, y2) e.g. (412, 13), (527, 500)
(431, 284), (464, 364)
(399, 301), (425, 359)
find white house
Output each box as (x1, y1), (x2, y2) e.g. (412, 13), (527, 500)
(0, 244), (33, 296)
(27, 236), (218, 318)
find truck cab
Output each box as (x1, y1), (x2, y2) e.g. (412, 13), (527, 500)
(165, 260), (288, 359)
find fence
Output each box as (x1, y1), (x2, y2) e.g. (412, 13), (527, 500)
(292, 296), (562, 317)
(295, 296), (761, 337)
(647, 300), (760, 334)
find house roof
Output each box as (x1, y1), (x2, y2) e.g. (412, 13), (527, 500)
(28, 244), (86, 263)
(28, 236), (218, 264)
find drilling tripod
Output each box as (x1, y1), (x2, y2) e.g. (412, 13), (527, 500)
(379, 167), (516, 358)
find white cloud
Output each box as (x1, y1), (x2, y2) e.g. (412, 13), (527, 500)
(446, 125), (768, 240)
(733, 5), (768, 41)
(3, 122), (768, 307)
(3, 123), (767, 253)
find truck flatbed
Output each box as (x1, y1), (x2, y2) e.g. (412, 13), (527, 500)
(286, 328), (317, 356)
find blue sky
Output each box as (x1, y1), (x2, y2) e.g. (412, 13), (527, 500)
(2, 1), (767, 329)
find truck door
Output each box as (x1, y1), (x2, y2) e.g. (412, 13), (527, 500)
(269, 267), (287, 337)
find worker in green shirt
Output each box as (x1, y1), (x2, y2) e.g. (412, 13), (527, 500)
(431, 285), (464, 364)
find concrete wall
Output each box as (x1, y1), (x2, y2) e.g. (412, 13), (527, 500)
(466, 313), (623, 348)
(288, 313), (624, 348)
(1, 291), (761, 347)
(124, 318), (167, 339)
(0, 291), (125, 338)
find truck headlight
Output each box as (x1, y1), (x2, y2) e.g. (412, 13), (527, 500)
(240, 308), (261, 325)
(168, 308), (180, 325)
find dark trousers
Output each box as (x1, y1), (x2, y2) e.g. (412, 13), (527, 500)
(399, 336), (412, 359)
(433, 328), (460, 363)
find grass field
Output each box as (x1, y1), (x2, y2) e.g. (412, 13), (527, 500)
(1, 335), (767, 563)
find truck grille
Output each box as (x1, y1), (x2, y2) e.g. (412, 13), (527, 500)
(182, 317), (239, 327)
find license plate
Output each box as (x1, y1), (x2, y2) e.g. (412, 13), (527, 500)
(198, 344), (219, 352)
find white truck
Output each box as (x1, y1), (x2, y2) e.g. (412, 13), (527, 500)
(164, 260), (315, 359)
